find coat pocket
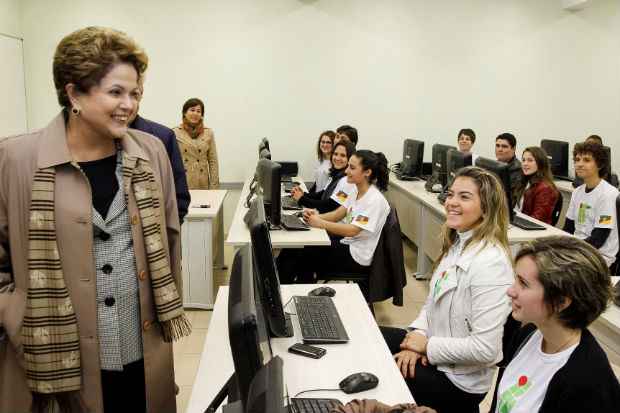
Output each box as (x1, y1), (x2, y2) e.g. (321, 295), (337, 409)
(1, 287), (26, 364)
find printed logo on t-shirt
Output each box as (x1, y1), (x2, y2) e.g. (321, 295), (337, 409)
(432, 270), (448, 298)
(577, 202), (591, 225)
(354, 215), (369, 225)
(344, 207), (353, 224)
(335, 190), (348, 203)
(497, 375), (532, 413)
(599, 215), (613, 225)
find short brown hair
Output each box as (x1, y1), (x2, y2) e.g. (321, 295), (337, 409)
(515, 236), (612, 330)
(53, 26), (148, 109)
(573, 142), (610, 179)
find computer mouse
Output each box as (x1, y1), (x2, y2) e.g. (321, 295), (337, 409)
(307, 286), (336, 297)
(339, 372), (379, 394)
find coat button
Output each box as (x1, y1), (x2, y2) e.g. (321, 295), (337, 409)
(143, 320), (152, 331)
(131, 215), (139, 225)
(138, 270), (147, 281)
(101, 264), (113, 274)
(104, 296), (115, 307)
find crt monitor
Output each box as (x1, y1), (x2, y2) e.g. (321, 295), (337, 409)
(446, 149), (472, 187)
(256, 158), (282, 227)
(245, 356), (287, 413)
(431, 144), (456, 188)
(475, 156), (514, 221)
(540, 139), (569, 178)
(400, 139), (424, 177)
(247, 195), (293, 338)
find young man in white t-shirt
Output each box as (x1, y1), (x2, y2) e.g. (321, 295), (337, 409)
(564, 142), (619, 267)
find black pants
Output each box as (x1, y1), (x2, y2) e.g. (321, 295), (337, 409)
(380, 326), (485, 413)
(276, 237), (369, 284)
(101, 358), (146, 413)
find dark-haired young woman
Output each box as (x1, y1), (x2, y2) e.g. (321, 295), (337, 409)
(277, 150), (391, 283)
(513, 146), (559, 224)
(290, 140), (357, 214)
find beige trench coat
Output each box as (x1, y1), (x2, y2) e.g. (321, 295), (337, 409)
(173, 126), (220, 189)
(0, 114), (182, 412)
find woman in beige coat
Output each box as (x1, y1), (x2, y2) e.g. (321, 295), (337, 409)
(0, 27), (190, 413)
(173, 98), (220, 189)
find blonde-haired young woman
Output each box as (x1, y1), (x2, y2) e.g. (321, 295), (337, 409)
(381, 166), (514, 413)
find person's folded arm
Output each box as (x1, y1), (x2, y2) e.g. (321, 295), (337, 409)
(584, 227), (611, 249)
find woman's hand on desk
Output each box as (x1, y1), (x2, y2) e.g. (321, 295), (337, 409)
(305, 212), (324, 229)
(400, 331), (428, 355)
(291, 186), (304, 201)
(394, 350), (427, 379)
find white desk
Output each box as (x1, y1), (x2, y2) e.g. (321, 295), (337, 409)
(386, 173), (569, 277)
(181, 190), (227, 309)
(226, 176), (330, 248)
(186, 284), (414, 413)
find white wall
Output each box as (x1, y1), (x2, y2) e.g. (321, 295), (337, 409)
(0, 0), (22, 37)
(19, 0), (620, 181)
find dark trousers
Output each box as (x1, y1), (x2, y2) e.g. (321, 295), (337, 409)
(276, 237), (369, 284)
(380, 326), (485, 413)
(101, 358), (146, 413)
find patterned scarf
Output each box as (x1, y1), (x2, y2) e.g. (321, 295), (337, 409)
(22, 150), (191, 405)
(181, 118), (204, 139)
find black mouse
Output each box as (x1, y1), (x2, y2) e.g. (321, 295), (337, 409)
(308, 286), (336, 297)
(339, 372), (379, 394)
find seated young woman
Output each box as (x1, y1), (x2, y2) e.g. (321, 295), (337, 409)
(276, 150), (390, 284)
(290, 140), (356, 214)
(380, 166), (514, 413)
(513, 146), (559, 224)
(311, 130), (335, 193)
(491, 236), (620, 413)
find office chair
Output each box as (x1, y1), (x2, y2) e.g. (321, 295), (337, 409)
(316, 208), (407, 314)
(551, 191), (564, 227)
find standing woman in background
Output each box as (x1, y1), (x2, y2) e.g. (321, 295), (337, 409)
(513, 146), (559, 225)
(312, 130), (336, 192)
(0, 27), (189, 412)
(173, 98), (220, 189)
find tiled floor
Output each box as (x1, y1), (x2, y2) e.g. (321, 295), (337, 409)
(173, 239), (618, 413)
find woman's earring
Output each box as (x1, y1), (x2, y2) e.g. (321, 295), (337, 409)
(71, 107), (81, 116)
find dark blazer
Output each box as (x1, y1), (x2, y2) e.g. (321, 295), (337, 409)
(521, 180), (559, 224)
(491, 324), (620, 413)
(130, 115), (190, 224)
(367, 208), (407, 305)
(298, 171), (345, 214)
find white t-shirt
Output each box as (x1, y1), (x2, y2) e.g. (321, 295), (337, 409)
(495, 330), (577, 413)
(566, 179), (619, 266)
(330, 176), (358, 206)
(314, 159), (331, 192)
(340, 185), (390, 266)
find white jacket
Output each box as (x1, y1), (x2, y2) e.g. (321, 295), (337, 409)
(409, 232), (514, 393)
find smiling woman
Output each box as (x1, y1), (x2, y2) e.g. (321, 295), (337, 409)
(0, 27), (189, 413)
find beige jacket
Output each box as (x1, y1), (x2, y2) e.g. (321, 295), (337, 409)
(173, 126), (220, 189)
(0, 114), (181, 413)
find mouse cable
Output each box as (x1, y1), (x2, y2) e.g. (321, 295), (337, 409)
(293, 388), (341, 398)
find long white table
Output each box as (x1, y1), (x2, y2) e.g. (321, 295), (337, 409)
(181, 190), (227, 309)
(226, 176), (331, 248)
(386, 173), (569, 277)
(186, 283), (415, 413)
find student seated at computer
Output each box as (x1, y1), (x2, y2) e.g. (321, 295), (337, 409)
(457, 128), (478, 164)
(513, 146), (559, 225)
(311, 130), (336, 193)
(563, 142), (619, 267)
(495, 132), (521, 193)
(277, 150), (390, 284)
(336, 124), (359, 145)
(586, 134), (603, 145)
(290, 140), (357, 214)
(490, 236), (620, 413)
(380, 166), (514, 413)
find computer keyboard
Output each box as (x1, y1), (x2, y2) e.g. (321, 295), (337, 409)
(281, 214), (310, 231)
(293, 296), (349, 344)
(282, 196), (302, 210)
(511, 215), (545, 231)
(290, 398), (343, 413)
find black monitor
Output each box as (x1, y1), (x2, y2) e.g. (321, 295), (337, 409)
(475, 156), (514, 221)
(400, 139), (424, 178)
(245, 356), (287, 413)
(256, 159), (282, 227)
(247, 195), (293, 338)
(540, 139), (569, 179)
(446, 149), (472, 187)
(425, 144), (456, 191)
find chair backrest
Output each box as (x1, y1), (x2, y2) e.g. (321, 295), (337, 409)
(551, 190), (564, 227)
(614, 193), (620, 276)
